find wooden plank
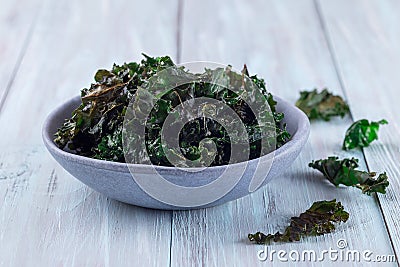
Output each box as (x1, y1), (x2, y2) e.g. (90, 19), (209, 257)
(318, 0), (400, 261)
(0, 0), (178, 265)
(173, 0), (396, 266)
(0, 0), (42, 111)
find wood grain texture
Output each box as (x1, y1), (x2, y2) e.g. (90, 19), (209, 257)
(0, 0), (42, 110)
(318, 0), (400, 261)
(0, 0), (399, 266)
(0, 0), (178, 265)
(172, 0), (396, 266)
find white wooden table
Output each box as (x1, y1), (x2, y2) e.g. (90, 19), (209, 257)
(1, 0), (399, 266)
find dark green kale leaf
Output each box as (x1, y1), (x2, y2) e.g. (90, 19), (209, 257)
(342, 119), (388, 150)
(248, 71), (291, 148)
(309, 156), (389, 195)
(248, 199), (349, 244)
(295, 88), (349, 121)
(54, 54), (175, 161)
(54, 54), (291, 166)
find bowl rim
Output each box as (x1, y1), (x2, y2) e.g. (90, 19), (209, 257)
(42, 95), (310, 173)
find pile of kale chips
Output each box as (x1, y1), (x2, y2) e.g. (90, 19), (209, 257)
(54, 54), (291, 166)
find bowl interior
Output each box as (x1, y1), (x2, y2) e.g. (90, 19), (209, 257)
(42, 94), (310, 209)
(43, 95), (308, 170)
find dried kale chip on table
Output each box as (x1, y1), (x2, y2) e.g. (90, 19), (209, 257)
(248, 199), (349, 244)
(342, 119), (388, 150)
(54, 54), (291, 166)
(309, 156), (389, 195)
(295, 88), (349, 121)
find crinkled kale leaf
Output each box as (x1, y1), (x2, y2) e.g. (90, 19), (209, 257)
(54, 54), (291, 166)
(309, 156), (389, 195)
(295, 88), (349, 121)
(54, 54), (175, 162)
(248, 199), (349, 244)
(343, 119), (388, 150)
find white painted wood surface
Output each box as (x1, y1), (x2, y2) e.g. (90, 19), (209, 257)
(0, 0), (42, 110)
(0, 0), (178, 265)
(318, 0), (400, 261)
(0, 0), (399, 266)
(174, 0), (396, 266)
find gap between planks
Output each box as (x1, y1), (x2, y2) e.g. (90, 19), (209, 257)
(314, 0), (399, 263)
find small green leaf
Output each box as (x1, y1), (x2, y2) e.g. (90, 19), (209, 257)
(94, 69), (113, 82)
(343, 119), (388, 150)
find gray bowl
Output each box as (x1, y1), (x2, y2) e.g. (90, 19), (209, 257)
(42, 95), (310, 210)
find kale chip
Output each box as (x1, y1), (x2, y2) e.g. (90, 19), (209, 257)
(54, 54), (291, 166)
(248, 199), (349, 244)
(309, 156), (389, 195)
(343, 119), (388, 150)
(296, 88), (349, 121)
